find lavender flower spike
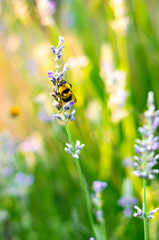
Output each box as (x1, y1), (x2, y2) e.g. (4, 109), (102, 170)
(133, 91), (159, 179)
(51, 36), (65, 60)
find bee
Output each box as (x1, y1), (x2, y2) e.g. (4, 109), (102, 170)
(52, 79), (77, 110)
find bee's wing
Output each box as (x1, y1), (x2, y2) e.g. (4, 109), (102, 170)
(72, 94), (77, 103)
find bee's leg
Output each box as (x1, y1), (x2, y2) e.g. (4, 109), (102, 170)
(57, 100), (63, 111)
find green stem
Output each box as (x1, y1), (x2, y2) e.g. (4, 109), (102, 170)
(65, 123), (97, 239)
(65, 123), (75, 151)
(98, 200), (107, 240)
(101, 217), (107, 240)
(143, 179), (148, 240)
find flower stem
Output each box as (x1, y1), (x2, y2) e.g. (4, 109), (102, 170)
(143, 178), (148, 240)
(100, 216), (107, 240)
(65, 122), (97, 239)
(65, 123), (75, 151)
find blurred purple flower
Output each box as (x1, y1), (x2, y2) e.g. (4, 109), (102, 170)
(1, 167), (13, 177)
(124, 208), (132, 217)
(92, 181), (107, 193)
(118, 196), (138, 207)
(62, 12), (74, 28)
(38, 111), (54, 122)
(123, 157), (134, 168)
(48, 0), (56, 14)
(96, 210), (102, 221)
(15, 172), (34, 186)
(19, 136), (41, 153)
(118, 195), (137, 218)
(153, 142), (159, 150)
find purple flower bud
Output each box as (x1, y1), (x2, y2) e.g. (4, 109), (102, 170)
(51, 46), (56, 54)
(68, 116), (74, 122)
(134, 144), (142, 155)
(63, 63), (69, 72)
(138, 127), (146, 135)
(52, 100), (59, 109)
(58, 45), (65, 53)
(58, 63), (69, 79)
(56, 75), (61, 81)
(63, 102), (74, 111)
(54, 114), (63, 121)
(58, 36), (65, 43)
(153, 142), (159, 150)
(75, 140), (84, 151)
(65, 147), (72, 155)
(134, 205), (143, 218)
(65, 143), (73, 155)
(47, 71), (56, 80)
(148, 208), (159, 215)
(63, 112), (68, 119)
(57, 53), (62, 60)
(55, 36), (65, 55)
(68, 109), (76, 121)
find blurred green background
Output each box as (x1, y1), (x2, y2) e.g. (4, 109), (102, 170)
(0, 0), (159, 239)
